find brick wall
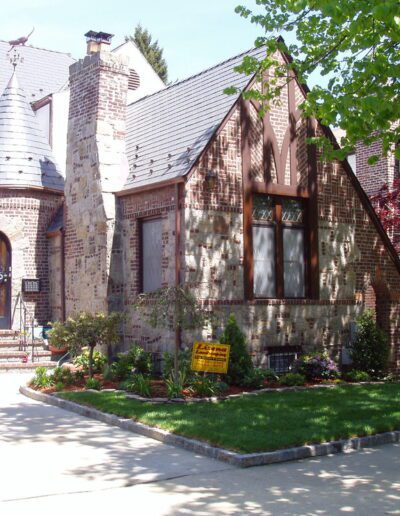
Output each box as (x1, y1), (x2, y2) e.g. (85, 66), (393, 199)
(355, 140), (397, 197)
(118, 186), (178, 353)
(0, 189), (63, 329)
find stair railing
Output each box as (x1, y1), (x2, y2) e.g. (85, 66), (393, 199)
(17, 293), (37, 362)
(18, 292), (27, 352)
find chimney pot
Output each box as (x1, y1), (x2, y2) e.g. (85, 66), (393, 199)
(84, 30), (114, 55)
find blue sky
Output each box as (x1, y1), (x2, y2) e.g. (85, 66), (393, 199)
(2, 0), (266, 82)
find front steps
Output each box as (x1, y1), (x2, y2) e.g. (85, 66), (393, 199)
(0, 330), (59, 373)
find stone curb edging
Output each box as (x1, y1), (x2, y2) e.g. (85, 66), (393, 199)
(124, 381), (386, 404)
(20, 385), (400, 468)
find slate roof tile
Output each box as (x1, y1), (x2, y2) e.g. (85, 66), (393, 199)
(0, 73), (64, 191)
(0, 41), (75, 100)
(124, 47), (264, 190)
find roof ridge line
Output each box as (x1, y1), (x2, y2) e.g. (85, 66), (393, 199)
(0, 40), (75, 58)
(127, 45), (261, 107)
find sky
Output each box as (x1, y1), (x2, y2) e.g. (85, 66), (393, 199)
(1, 0), (266, 83)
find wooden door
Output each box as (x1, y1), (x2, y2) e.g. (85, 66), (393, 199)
(0, 234), (11, 329)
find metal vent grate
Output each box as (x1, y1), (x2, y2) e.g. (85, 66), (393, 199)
(128, 68), (140, 90)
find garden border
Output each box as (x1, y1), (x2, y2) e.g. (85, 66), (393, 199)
(20, 385), (400, 468)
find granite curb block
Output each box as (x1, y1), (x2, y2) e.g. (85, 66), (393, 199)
(125, 381), (387, 404)
(20, 385), (400, 468)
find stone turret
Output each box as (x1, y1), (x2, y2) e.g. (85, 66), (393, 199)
(64, 33), (129, 314)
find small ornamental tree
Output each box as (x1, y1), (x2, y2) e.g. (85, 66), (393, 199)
(371, 178), (400, 253)
(134, 286), (210, 378)
(48, 312), (124, 378)
(350, 309), (390, 378)
(219, 314), (253, 385)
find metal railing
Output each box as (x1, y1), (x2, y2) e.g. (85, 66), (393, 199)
(17, 293), (36, 362)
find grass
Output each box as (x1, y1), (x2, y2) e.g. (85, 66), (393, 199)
(59, 383), (400, 453)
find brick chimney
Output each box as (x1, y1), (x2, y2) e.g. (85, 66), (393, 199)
(64, 32), (129, 314)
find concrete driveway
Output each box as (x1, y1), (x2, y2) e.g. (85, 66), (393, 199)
(1, 372), (399, 515)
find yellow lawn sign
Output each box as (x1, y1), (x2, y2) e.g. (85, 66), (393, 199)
(191, 341), (231, 374)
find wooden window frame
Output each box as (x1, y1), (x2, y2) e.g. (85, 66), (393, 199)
(139, 215), (164, 294)
(241, 97), (319, 301)
(252, 194), (309, 300)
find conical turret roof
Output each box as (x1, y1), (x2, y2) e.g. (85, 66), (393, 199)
(0, 72), (64, 191)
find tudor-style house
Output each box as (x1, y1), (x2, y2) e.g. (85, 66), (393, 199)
(0, 31), (399, 372)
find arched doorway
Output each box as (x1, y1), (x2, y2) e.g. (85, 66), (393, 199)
(0, 232), (11, 329)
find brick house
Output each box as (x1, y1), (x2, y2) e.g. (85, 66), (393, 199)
(1, 32), (400, 372)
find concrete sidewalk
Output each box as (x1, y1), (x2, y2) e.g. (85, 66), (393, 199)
(1, 373), (399, 515)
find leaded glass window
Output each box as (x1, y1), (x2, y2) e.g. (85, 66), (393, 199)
(252, 195), (307, 299)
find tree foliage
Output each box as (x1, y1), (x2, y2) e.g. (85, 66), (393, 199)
(127, 23), (168, 83)
(231, 0), (400, 161)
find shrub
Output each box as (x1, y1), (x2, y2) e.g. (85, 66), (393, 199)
(85, 377), (101, 390)
(294, 352), (339, 381)
(162, 348), (192, 380)
(73, 369), (85, 382)
(216, 381), (229, 394)
(278, 373), (306, 387)
(241, 368), (279, 388)
(189, 376), (223, 397)
(55, 382), (65, 392)
(343, 370), (371, 382)
(122, 374), (151, 397)
(111, 354), (133, 381)
(126, 345), (152, 375)
(51, 366), (74, 386)
(111, 344), (152, 381)
(30, 367), (54, 388)
(350, 310), (390, 378)
(219, 314), (253, 385)
(73, 349), (107, 374)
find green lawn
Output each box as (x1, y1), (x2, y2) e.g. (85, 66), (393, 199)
(59, 384), (400, 453)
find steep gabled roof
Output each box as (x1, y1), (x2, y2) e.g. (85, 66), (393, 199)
(0, 72), (64, 191)
(124, 47), (264, 190)
(0, 41), (75, 100)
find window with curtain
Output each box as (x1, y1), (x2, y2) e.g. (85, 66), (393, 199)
(252, 195), (306, 298)
(141, 218), (162, 293)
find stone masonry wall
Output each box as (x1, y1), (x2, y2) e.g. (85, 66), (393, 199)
(0, 189), (63, 329)
(64, 51), (129, 315)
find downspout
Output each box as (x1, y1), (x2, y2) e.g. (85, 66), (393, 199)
(174, 182), (182, 375)
(60, 228), (66, 321)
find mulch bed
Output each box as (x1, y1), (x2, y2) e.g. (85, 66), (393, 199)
(30, 373), (333, 398)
